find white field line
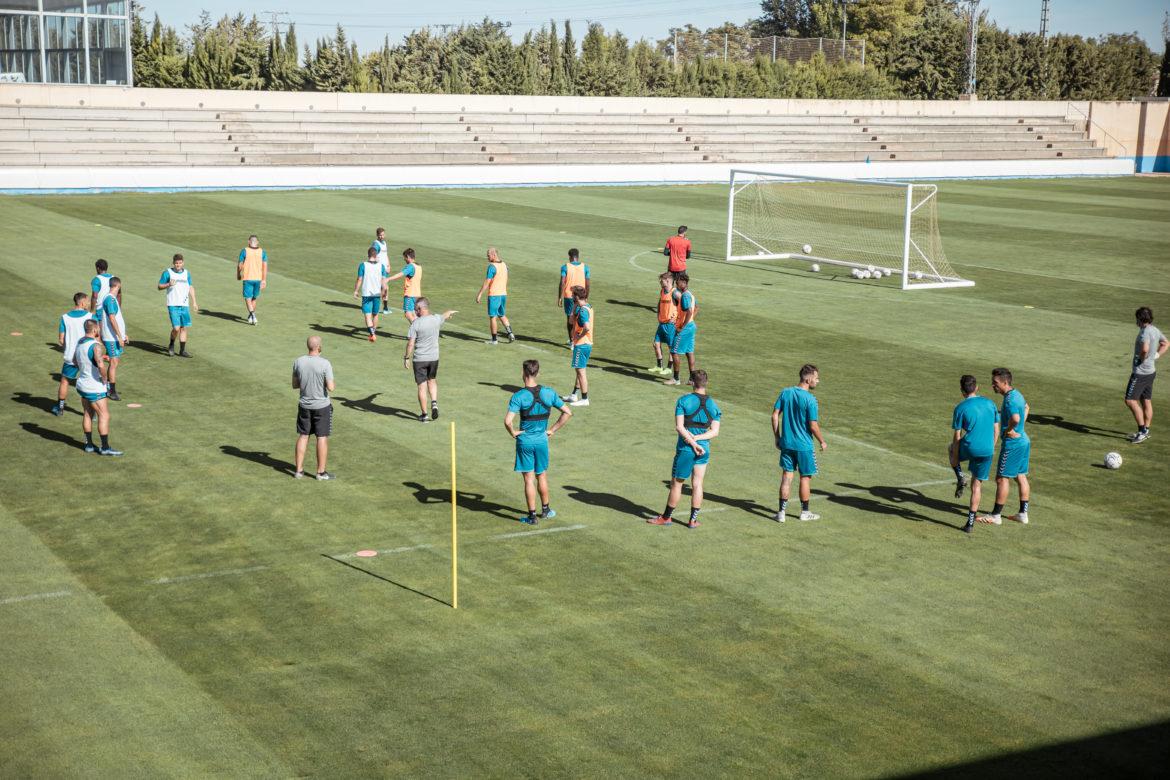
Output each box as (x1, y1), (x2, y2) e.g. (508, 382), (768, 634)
(149, 565), (271, 586)
(491, 523), (587, 540)
(333, 543), (435, 560)
(0, 589), (72, 607)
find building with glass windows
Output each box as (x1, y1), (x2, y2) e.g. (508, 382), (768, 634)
(0, 1), (130, 85)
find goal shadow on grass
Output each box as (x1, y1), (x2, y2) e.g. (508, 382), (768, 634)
(563, 484), (657, 521)
(321, 554), (450, 608)
(401, 480), (524, 521)
(219, 445), (293, 476)
(816, 483), (963, 531)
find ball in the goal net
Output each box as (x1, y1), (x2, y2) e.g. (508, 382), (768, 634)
(850, 268), (861, 279)
(913, 271), (923, 280)
(1104, 452), (1122, 469)
(872, 270), (883, 280)
(810, 263), (820, 273)
(802, 244), (812, 255)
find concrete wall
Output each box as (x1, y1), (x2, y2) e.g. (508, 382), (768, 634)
(1085, 101), (1170, 173)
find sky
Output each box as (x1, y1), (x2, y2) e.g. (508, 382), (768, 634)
(134, 0), (1169, 52)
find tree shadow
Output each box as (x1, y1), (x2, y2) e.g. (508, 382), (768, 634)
(321, 554), (450, 607)
(818, 483), (963, 531)
(335, 393), (419, 420)
(1029, 413), (1129, 440)
(562, 484), (658, 520)
(478, 381), (522, 394)
(605, 298), (655, 313)
(200, 309), (244, 323)
(220, 444), (293, 475)
(669, 481), (774, 519)
(20, 422), (85, 450)
(12, 391), (80, 416)
(402, 480), (524, 521)
(127, 340), (169, 356)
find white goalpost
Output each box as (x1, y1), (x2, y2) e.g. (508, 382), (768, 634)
(725, 169), (973, 290)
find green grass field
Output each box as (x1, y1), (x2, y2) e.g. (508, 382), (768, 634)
(1, 178), (1168, 777)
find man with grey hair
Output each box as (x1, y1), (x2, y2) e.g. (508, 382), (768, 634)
(404, 297), (457, 423)
(293, 335), (335, 479)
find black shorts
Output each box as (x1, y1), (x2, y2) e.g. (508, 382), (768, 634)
(1125, 372), (1154, 401)
(296, 404), (333, 437)
(413, 360), (438, 384)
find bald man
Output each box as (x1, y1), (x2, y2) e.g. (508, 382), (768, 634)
(292, 335), (335, 480)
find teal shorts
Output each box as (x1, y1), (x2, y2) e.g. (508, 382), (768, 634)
(488, 295), (507, 317)
(571, 344), (592, 369)
(361, 296), (382, 315)
(242, 280), (262, 299)
(655, 322), (676, 344)
(168, 305), (191, 327)
(403, 296), (417, 313)
(562, 297), (575, 316)
(672, 442), (710, 480)
(671, 323), (695, 355)
(959, 442), (993, 481)
(79, 388), (106, 402)
(514, 437), (550, 474)
(996, 441), (1030, 479)
(103, 339), (123, 359)
(60, 362), (78, 380)
(780, 449), (817, 477)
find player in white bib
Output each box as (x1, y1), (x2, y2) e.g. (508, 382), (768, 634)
(372, 227), (390, 313)
(74, 320), (122, 456)
(89, 258), (114, 321)
(99, 276), (128, 401)
(352, 247), (390, 342)
(53, 292), (93, 416)
(158, 253), (199, 357)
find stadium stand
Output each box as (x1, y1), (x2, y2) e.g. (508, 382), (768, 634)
(0, 104), (1105, 167)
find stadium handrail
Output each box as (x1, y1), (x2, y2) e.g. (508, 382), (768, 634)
(1067, 101), (1128, 158)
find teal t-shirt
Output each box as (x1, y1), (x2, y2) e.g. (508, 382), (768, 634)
(774, 386), (818, 452)
(952, 395), (999, 457)
(508, 386), (564, 441)
(1001, 388), (1029, 445)
(675, 393), (721, 449)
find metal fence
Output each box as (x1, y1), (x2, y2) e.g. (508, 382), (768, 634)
(662, 34), (866, 67)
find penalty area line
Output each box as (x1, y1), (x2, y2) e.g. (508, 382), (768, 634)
(148, 565), (271, 586)
(0, 589), (72, 607)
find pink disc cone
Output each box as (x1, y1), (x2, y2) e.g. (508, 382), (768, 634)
(126, 403), (143, 408)
(10, 332), (22, 336)
(355, 550), (377, 558)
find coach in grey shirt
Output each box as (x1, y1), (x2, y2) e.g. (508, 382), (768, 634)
(293, 335), (336, 479)
(1125, 306), (1168, 444)
(404, 297), (456, 423)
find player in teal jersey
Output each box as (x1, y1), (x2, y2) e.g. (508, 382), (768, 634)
(979, 367), (1031, 526)
(950, 374), (1000, 533)
(648, 369), (721, 529)
(504, 360), (573, 525)
(54, 292), (92, 415)
(771, 364), (827, 522)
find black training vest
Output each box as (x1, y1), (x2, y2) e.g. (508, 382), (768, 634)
(683, 394), (713, 430)
(520, 386), (550, 422)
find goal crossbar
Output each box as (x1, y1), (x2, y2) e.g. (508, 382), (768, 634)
(725, 169), (973, 290)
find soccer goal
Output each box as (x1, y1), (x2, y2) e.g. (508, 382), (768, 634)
(725, 169), (973, 290)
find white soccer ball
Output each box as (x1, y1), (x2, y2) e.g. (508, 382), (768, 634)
(850, 268), (861, 278)
(861, 270), (872, 279)
(757, 250), (766, 255)
(866, 265), (875, 272)
(810, 263), (820, 273)
(871, 270), (883, 280)
(802, 244), (812, 255)
(1104, 452), (1122, 469)
(912, 271), (923, 280)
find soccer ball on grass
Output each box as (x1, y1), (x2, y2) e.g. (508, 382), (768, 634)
(810, 263), (820, 273)
(1104, 452), (1122, 469)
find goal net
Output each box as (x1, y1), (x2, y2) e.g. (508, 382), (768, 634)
(725, 170), (972, 290)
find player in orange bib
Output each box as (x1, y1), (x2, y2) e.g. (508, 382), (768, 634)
(563, 285), (593, 407)
(386, 247), (423, 324)
(556, 248), (590, 348)
(237, 234), (268, 325)
(475, 247), (514, 344)
(650, 271), (677, 375)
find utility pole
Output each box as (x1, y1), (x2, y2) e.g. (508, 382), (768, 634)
(260, 10), (290, 36)
(1039, 0), (1050, 41)
(840, 0), (849, 61)
(965, 0), (979, 96)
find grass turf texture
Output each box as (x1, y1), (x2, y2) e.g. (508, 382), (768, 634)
(1, 178), (1168, 777)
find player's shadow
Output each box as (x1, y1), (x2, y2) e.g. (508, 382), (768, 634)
(219, 445), (293, 475)
(1029, 414), (1129, 440)
(439, 329), (489, 344)
(19, 422), (86, 450)
(822, 483), (962, 531)
(515, 333), (568, 350)
(200, 309), (244, 323)
(335, 393), (419, 420)
(605, 298), (655, 313)
(321, 554), (450, 607)
(563, 484), (657, 520)
(127, 340), (169, 356)
(402, 480), (524, 521)
(600, 365), (663, 384)
(669, 481), (774, 519)
(320, 299), (358, 310)
(11, 391), (80, 416)
(309, 322), (367, 340)
(478, 381), (522, 393)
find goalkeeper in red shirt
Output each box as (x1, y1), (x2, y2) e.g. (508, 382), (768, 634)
(664, 226), (691, 281)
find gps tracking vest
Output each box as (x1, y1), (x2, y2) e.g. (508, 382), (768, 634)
(520, 386), (550, 422)
(684, 395), (713, 430)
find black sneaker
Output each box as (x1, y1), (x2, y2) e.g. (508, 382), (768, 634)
(418, 413), (430, 423)
(167, 346), (175, 356)
(954, 474), (967, 498)
(962, 519), (974, 534)
(507, 332), (515, 343)
(51, 404), (64, 417)
(316, 471), (335, 481)
(98, 447), (124, 457)
(107, 389), (121, 401)
(431, 403), (440, 420)
(179, 350), (192, 358)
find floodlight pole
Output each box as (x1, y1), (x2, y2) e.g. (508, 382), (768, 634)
(1039, 0), (1050, 41)
(964, 0), (979, 96)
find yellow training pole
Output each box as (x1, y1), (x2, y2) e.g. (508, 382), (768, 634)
(450, 420), (458, 609)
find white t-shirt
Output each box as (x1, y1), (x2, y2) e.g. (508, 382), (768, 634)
(161, 267), (192, 307)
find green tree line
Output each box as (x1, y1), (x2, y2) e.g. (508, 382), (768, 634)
(130, 0), (1163, 99)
